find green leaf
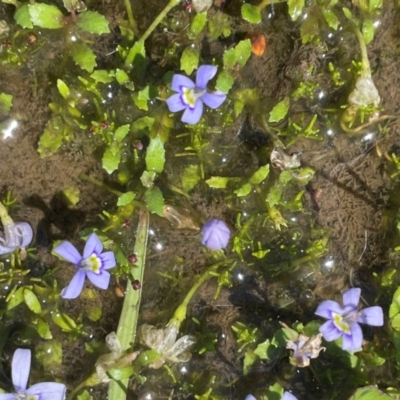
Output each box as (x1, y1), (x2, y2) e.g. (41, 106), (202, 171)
(71, 42), (97, 72)
(223, 39), (252, 69)
(300, 13), (319, 44)
(322, 9), (340, 30)
(145, 136), (165, 174)
(190, 12), (207, 37)
(102, 142), (121, 174)
(132, 116), (155, 132)
(266, 186), (282, 207)
(241, 4), (261, 24)
(76, 11), (110, 34)
(249, 164), (270, 185)
(36, 318), (53, 339)
(208, 12), (231, 40)
(133, 86), (150, 111)
(23, 288), (42, 314)
(243, 349), (258, 375)
(117, 191), (136, 206)
(60, 186), (80, 207)
(269, 97), (290, 123)
(181, 165), (200, 192)
(28, 4), (64, 29)
(234, 183), (252, 197)
(36, 340), (62, 369)
(114, 124), (130, 142)
(342, 7), (353, 20)
(287, 0), (305, 21)
(205, 176), (230, 188)
(57, 79), (71, 102)
(14, 4), (33, 28)
(180, 46), (199, 76)
(0, 93), (13, 113)
(52, 311), (77, 332)
(140, 170), (156, 188)
(91, 70), (114, 83)
(348, 386), (394, 400)
(389, 287), (400, 318)
(37, 118), (65, 158)
(107, 366), (135, 380)
(144, 187), (164, 216)
(216, 70), (234, 93)
(77, 391), (91, 400)
(6, 287), (24, 311)
(369, 0), (382, 12)
(362, 18), (376, 45)
(115, 69), (129, 84)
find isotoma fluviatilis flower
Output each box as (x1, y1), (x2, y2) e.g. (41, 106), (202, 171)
(245, 393), (297, 400)
(315, 287), (383, 351)
(0, 348), (66, 400)
(54, 233), (116, 299)
(201, 219), (230, 250)
(166, 65), (227, 125)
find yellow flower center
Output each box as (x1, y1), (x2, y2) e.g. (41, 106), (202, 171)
(182, 87), (206, 108)
(81, 253), (101, 274)
(332, 312), (351, 333)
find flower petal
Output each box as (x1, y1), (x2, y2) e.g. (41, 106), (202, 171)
(12, 348), (31, 392)
(0, 394), (17, 400)
(54, 241), (82, 265)
(319, 320), (343, 341)
(201, 92), (226, 109)
(282, 393), (298, 400)
(83, 233), (103, 259)
(315, 300), (343, 319)
(166, 93), (187, 112)
(202, 219), (230, 250)
(342, 322), (363, 351)
(27, 382), (66, 400)
(100, 251), (116, 270)
(245, 395), (257, 400)
(171, 74), (195, 92)
(13, 223), (33, 248)
(358, 306), (383, 326)
(0, 244), (17, 255)
(342, 288), (361, 309)
(166, 334), (196, 362)
(61, 270), (86, 299)
(181, 100), (203, 125)
(195, 65), (217, 89)
(86, 270), (110, 290)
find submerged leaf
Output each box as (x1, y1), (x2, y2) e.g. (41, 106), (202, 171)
(287, 0), (305, 21)
(71, 42), (97, 72)
(180, 46), (199, 76)
(241, 4), (261, 24)
(76, 11), (110, 35)
(223, 39), (252, 69)
(144, 187), (164, 217)
(268, 97), (290, 123)
(14, 4), (33, 28)
(146, 136), (165, 174)
(0, 93), (13, 113)
(28, 4), (64, 29)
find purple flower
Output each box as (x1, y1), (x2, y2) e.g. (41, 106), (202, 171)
(0, 348), (66, 400)
(282, 393), (298, 400)
(315, 288), (383, 351)
(201, 219), (230, 250)
(54, 233), (116, 299)
(166, 65), (227, 125)
(245, 396), (256, 400)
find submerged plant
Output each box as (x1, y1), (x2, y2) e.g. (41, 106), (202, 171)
(315, 288), (383, 351)
(0, 348), (66, 400)
(201, 219), (230, 250)
(0, 201), (33, 258)
(166, 65), (227, 124)
(54, 233), (116, 299)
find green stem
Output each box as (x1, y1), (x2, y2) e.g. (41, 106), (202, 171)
(79, 174), (123, 197)
(352, 25), (371, 78)
(108, 209), (149, 400)
(123, 0), (138, 36)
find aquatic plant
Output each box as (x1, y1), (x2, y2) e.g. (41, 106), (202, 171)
(166, 65), (227, 124)
(201, 219), (230, 250)
(315, 288), (383, 351)
(282, 392), (298, 400)
(286, 332), (325, 367)
(0, 201), (33, 257)
(53, 233), (116, 299)
(0, 348), (66, 400)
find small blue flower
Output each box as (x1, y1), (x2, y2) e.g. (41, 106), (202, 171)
(201, 219), (230, 250)
(315, 287), (383, 351)
(0, 348), (66, 400)
(282, 392), (298, 400)
(54, 233), (116, 299)
(166, 65), (227, 125)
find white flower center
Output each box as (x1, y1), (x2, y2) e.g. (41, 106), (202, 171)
(332, 312), (351, 334)
(182, 87), (205, 108)
(15, 393), (39, 400)
(81, 253), (102, 274)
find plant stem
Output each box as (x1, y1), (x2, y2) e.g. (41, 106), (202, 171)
(123, 0), (138, 36)
(79, 174), (123, 197)
(352, 25), (371, 78)
(108, 208), (149, 400)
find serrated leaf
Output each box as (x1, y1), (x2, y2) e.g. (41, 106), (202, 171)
(140, 170), (156, 188)
(146, 136), (165, 173)
(389, 287), (400, 318)
(71, 42), (97, 72)
(90, 70), (114, 83)
(6, 287), (24, 310)
(190, 12), (207, 36)
(76, 11), (110, 34)
(15, 4), (33, 28)
(180, 46), (199, 76)
(0, 93), (13, 113)
(216, 70), (234, 93)
(249, 164), (270, 184)
(37, 118), (65, 158)
(322, 9), (340, 30)
(287, 0), (304, 21)
(114, 124), (130, 142)
(144, 187), (164, 216)
(268, 97), (290, 123)
(348, 386), (393, 400)
(132, 116), (155, 132)
(241, 4), (261, 24)
(28, 4), (64, 29)
(102, 142), (120, 174)
(223, 39), (252, 69)
(24, 288), (42, 314)
(206, 176), (230, 188)
(182, 165), (200, 192)
(60, 186), (80, 207)
(234, 183), (252, 197)
(117, 191), (136, 206)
